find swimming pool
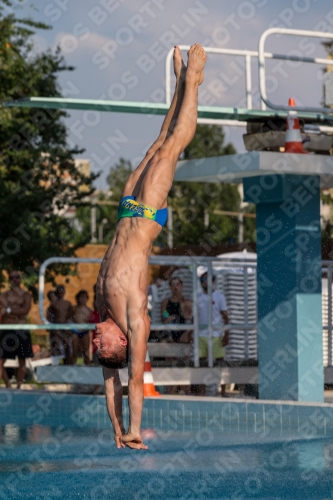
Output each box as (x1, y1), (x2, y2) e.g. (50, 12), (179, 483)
(1, 391), (333, 499)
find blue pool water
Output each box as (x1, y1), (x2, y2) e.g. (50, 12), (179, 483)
(2, 391), (333, 499)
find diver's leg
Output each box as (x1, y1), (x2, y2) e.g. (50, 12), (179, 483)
(136, 44), (206, 209)
(121, 46), (186, 198)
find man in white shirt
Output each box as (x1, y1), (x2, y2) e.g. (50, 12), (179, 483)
(197, 271), (229, 396)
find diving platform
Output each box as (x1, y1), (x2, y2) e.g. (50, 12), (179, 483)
(2, 97), (333, 125)
(175, 151), (333, 188)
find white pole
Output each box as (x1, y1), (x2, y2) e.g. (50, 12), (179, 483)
(91, 202), (97, 243)
(204, 210), (209, 229)
(245, 54), (252, 110)
(238, 214), (244, 243)
(238, 184), (246, 243)
(99, 218), (108, 242)
(192, 264), (199, 368)
(167, 207), (173, 249)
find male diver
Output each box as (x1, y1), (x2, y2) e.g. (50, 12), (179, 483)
(94, 44), (207, 450)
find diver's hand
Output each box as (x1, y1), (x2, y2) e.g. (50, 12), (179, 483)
(121, 433), (148, 450)
(114, 434), (126, 449)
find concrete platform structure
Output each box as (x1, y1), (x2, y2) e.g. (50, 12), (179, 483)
(175, 151), (333, 188)
(34, 365), (333, 387)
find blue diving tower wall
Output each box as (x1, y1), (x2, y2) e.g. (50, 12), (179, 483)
(244, 174), (324, 402)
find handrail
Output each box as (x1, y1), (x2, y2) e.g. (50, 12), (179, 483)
(6, 257), (333, 367)
(38, 256), (258, 324)
(165, 46), (260, 109)
(38, 257), (102, 324)
(258, 27), (333, 114)
(165, 33), (333, 124)
(0, 323), (253, 330)
(38, 256), (257, 368)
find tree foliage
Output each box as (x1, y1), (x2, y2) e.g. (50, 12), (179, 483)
(0, 2), (98, 294)
(75, 158), (132, 245)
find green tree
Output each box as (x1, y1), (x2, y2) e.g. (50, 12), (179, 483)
(0, 2), (98, 294)
(75, 158), (132, 245)
(102, 158), (132, 240)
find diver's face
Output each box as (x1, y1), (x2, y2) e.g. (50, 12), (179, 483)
(93, 320), (127, 357)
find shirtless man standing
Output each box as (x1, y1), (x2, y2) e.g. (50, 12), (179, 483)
(0, 271), (32, 388)
(95, 44), (206, 450)
(72, 290), (91, 365)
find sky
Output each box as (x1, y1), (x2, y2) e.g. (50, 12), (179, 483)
(9, 0), (333, 188)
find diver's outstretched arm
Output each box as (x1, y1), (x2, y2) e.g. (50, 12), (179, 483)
(103, 367), (125, 448)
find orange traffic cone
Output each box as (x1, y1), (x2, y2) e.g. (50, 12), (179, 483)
(143, 351), (160, 397)
(284, 97), (308, 154)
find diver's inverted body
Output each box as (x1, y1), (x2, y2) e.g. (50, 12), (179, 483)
(95, 44), (207, 450)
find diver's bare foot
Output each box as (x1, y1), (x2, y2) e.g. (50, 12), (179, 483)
(173, 45), (186, 82)
(186, 43), (206, 85)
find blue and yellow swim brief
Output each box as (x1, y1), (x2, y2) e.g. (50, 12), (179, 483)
(117, 196), (168, 227)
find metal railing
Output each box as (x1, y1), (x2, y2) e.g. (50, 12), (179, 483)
(35, 256), (256, 368)
(259, 28), (333, 114)
(165, 45), (258, 129)
(4, 256), (333, 367)
(165, 29), (333, 127)
(35, 256), (256, 367)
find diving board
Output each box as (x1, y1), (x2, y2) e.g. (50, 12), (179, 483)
(3, 97), (333, 125)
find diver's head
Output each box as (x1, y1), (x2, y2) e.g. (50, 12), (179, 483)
(93, 319), (128, 369)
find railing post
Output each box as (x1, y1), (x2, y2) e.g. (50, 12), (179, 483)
(91, 201), (97, 243)
(245, 54), (252, 110)
(165, 49), (173, 105)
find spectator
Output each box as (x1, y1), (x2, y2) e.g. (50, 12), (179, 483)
(51, 285), (73, 364)
(46, 291), (56, 323)
(89, 290), (100, 365)
(46, 290), (60, 356)
(197, 272), (229, 397)
(0, 270), (33, 389)
(161, 277), (192, 343)
(72, 290), (91, 365)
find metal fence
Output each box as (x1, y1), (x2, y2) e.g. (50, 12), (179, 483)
(2, 256), (333, 368)
(165, 28), (333, 128)
(35, 256), (258, 368)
